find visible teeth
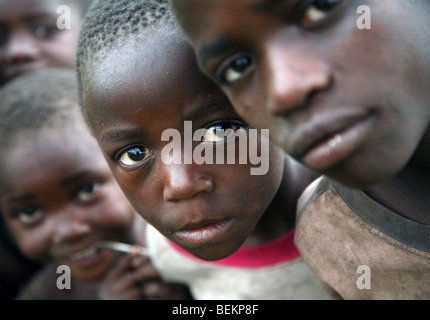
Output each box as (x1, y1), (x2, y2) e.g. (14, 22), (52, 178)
(328, 134), (342, 148)
(69, 245), (98, 262)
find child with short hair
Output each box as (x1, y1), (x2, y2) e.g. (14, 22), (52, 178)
(0, 0), (92, 86)
(75, 0), (329, 300)
(0, 0), (93, 299)
(168, 0), (430, 299)
(0, 68), (191, 300)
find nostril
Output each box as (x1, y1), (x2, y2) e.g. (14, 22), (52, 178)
(275, 73), (335, 118)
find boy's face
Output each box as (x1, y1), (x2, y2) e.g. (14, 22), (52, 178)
(84, 33), (285, 261)
(0, 0), (82, 86)
(0, 124), (136, 281)
(170, 0), (430, 188)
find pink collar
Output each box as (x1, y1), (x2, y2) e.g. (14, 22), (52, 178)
(168, 229), (300, 268)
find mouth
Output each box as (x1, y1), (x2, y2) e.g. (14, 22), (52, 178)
(292, 111), (376, 170)
(69, 243), (101, 262)
(171, 218), (235, 247)
(4, 64), (42, 82)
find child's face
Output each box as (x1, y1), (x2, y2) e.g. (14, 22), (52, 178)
(0, 0), (82, 86)
(170, 0), (430, 188)
(0, 124), (136, 281)
(83, 33), (285, 261)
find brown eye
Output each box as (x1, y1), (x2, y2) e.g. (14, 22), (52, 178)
(77, 182), (102, 202)
(16, 207), (43, 224)
(34, 25), (58, 39)
(300, 0), (342, 26)
(119, 146), (153, 167)
(201, 120), (246, 143)
(219, 54), (254, 85)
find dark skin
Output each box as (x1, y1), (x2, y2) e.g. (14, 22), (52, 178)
(0, 0), (82, 86)
(82, 28), (317, 262)
(0, 122), (190, 300)
(169, 0), (430, 225)
(0, 0), (85, 298)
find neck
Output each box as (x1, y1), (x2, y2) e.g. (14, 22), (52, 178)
(364, 162), (430, 225)
(245, 155), (318, 245)
(364, 127), (430, 225)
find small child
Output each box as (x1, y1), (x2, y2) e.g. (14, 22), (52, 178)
(0, 0), (92, 86)
(0, 68), (191, 300)
(75, 0), (329, 299)
(168, 0), (430, 299)
(0, 0), (93, 299)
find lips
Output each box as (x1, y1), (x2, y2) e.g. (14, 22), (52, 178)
(172, 218), (235, 247)
(69, 243), (100, 262)
(3, 64), (42, 83)
(289, 110), (376, 170)
(56, 241), (109, 268)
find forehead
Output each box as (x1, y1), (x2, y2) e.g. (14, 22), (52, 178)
(84, 32), (225, 129)
(0, 0), (60, 19)
(171, 0), (278, 59)
(0, 126), (107, 188)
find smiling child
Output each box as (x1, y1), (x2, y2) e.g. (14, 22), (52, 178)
(0, 68), (191, 300)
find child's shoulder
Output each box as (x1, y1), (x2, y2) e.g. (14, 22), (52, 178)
(15, 265), (58, 300)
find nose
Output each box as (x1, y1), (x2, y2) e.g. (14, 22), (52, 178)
(264, 36), (332, 116)
(2, 29), (39, 64)
(52, 205), (91, 245)
(162, 163), (214, 202)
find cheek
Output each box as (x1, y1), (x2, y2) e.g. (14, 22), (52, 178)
(122, 188), (157, 226)
(225, 146), (283, 207)
(96, 184), (135, 228)
(229, 87), (275, 134)
(42, 31), (79, 68)
(10, 225), (51, 262)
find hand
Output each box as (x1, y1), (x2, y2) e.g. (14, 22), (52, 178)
(131, 255), (193, 300)
(98, 254), (142, 300)
(98, 253), (192, 300)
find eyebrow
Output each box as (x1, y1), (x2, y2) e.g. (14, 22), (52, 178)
(7, 193), (36, 204)
(23, 12), (57, 23)
(251, 0), (285, 13)
(198, 35), (234, 68)
(100, 128), (137, 145)
(60, 171), (92, 187)
(184, 102), (228, 122)
(198, 0), (287, 67)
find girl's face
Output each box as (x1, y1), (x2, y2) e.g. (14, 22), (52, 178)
(0, 123), (136, 281)
(170, 0), (430, 188)
(0, 0), (82, 86)
(84, 33), (285, 261)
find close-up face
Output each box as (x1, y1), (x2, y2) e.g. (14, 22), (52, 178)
(170, 0), (430, 188)
(0, 0), (83, 86)
(0, 123), (136, 281)
(84, 31), (285, 261)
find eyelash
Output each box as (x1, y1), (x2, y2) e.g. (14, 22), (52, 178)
(33, 25), (59, 39)
(13, 206), (44, 225)
(115, 119), (247, 168)
(214, 0), (343, 86)
(201, 119), (248, 143)
(117, 145), (154, 168)
(75, 181), (103, 203)
(296, 0), (343, 28)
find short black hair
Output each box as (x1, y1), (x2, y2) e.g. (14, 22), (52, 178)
(76, 0), (175, 115)
(0, 68), (83, 150)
